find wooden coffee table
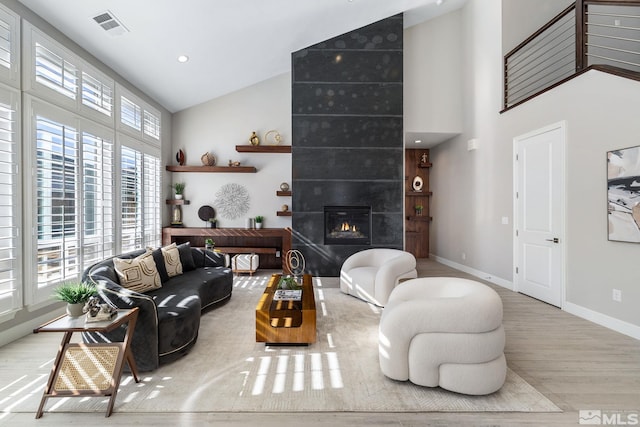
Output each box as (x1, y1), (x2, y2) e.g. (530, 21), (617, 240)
(256, 274), (316, 344)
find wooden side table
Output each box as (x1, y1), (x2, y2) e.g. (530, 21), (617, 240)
(33, 308), (140, 418)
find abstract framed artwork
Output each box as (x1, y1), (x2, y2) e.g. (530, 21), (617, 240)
(607, 145), (640, 242)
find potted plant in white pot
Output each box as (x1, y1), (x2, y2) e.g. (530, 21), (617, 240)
(173, 182), (185, 199)
(53, 282), (97, 317)
(205, 238), (215, 251)
(255, 215), (264, 229)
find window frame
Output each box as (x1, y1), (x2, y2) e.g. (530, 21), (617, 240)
(0, 82), (21, 320)
(0, 3), (20, 89)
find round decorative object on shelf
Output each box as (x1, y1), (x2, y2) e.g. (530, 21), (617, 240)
(264, 130), (282, 145)
(176, 149), (186, 166)
(249, 131), (260, 146)
(201, 152), (216, 166)
(281, 204), (289, 212)
(280, 182), (290, 191)
(412, 176), (424, 192)
(198, 205), (216, 222)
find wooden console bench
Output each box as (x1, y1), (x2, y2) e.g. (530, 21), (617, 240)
(162, 227), (292, 273)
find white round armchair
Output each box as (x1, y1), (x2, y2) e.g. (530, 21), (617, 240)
(378, 277), (507, 395)
(339, 248), (417, 306)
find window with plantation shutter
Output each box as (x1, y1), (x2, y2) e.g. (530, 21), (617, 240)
(120, 95), (141, 132)
(143, 153), (161, 247)
(120, 145), (142, 252)
(0, 5), (19, 87)
(82, 128), (114, 268)
(143, 109), (160, 140)
(0, 84), (20, 316)
(82, 69), (113, 118)
(35, 114), (80, 289)
(34, 42), (77, 100)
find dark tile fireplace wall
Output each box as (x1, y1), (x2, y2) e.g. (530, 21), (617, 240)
(291, 15), (404, 276)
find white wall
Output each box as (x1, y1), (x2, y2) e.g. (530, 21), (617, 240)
(404, 9), (463, 135)
(501, 0), (573, 54)
(171, 73), (292, 229)
(428, 0), (640, 335)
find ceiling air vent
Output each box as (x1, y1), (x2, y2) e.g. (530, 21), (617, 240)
(92, 11), (128, 37)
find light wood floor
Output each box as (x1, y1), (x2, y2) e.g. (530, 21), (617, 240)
(3, 259), (640, 426)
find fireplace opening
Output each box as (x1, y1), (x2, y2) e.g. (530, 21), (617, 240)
(324, 206), (371, 245)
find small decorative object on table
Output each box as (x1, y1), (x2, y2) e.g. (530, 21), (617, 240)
(207, 218), (217, 228)
(255, 215), (264, 229)
(84, 296), (117, 322)
(249, 131), (260, 146)
(285, 249), (306, 278)
(176, 149), (186, 165)
(264, 130), (282, 145)
(52, 282), (97, 318)
(201, 152), (216, 166)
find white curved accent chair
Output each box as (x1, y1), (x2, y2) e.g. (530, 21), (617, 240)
(378, 277), (507, 395)
(339, 248), (417, 306)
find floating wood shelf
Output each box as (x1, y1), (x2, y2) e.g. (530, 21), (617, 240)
(418, 162), (432, 168)
(405, 191), (433, 197)
(407, 216), (432, 222)
(235, 145), (292, 153)
(276, 191), (292, 196)
(166, 165), (257, 173)
(277, 211), (292, 216)
(166, 199), (190, 205)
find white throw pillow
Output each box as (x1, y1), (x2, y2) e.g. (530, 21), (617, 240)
(161, 243), (183, 278)
(114, 251), (161, 293)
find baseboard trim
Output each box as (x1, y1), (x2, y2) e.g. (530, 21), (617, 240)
(0, 309), (64, 347)
(429, 255), (514, 290)
(564, 301), (640, 340)
(430, 255), (640, 341)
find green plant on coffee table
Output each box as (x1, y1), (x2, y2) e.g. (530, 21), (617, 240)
(52, 282), (97, 304)
(277, 275), (303, 291)
(205, 238), (215, 249)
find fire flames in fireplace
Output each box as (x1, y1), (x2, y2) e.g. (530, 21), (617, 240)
(341, 222), (357, 232)
(324, 206), (371, 245)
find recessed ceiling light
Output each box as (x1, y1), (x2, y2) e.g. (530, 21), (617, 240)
(415, 139), (422, 144)
(177, 55), (189, 63)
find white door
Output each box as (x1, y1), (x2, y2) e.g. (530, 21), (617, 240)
(514, 122), (564, 307)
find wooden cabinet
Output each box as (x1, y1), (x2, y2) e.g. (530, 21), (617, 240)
(405, 149), (431, 258)
(162, 227), (292, 271)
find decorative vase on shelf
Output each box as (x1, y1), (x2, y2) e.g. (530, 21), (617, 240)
(175, 194), (183, 200)
(250, 131), (260, 146)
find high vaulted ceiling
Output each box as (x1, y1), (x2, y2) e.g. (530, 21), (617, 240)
(17, 0), (466, 113)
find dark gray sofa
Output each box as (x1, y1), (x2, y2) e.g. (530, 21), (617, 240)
(81, 243), (233, 372)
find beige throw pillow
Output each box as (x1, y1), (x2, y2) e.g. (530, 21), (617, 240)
(161, 243), (183, 278)
(114, 251), (161, 293)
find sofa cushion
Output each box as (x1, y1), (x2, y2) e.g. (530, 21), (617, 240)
(178, 242), (196, 271)
(113, 251), (161, 293)
(150, 248), (170, 283)
(161, 243), (183, 277)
